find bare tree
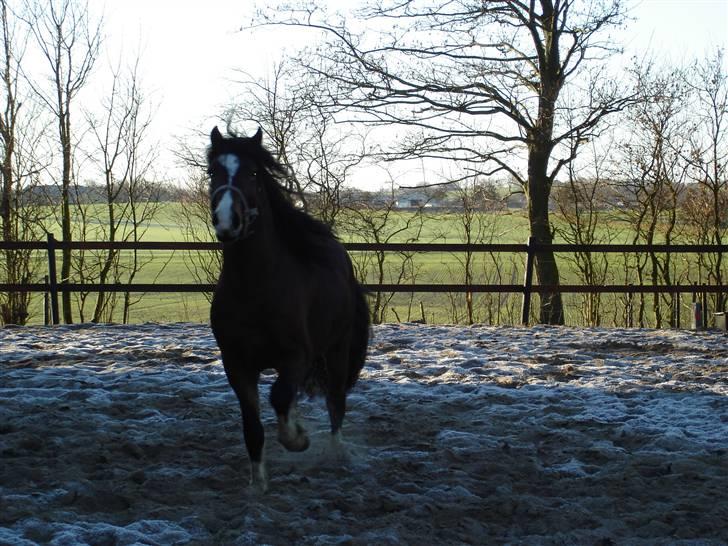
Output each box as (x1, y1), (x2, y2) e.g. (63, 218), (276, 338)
(82, 54), (160, 323)
(176, 169), (221, 304)
(296, 107), (367, 228)
(172, 127), (222, 303)
(0, 0), (48, 325)
(684, 49), (728, 315)
(24, 0), (101, 323)
(226, 62), (309, 196)
(340, 189), (426, 324)
(614, 60), (691, 327)
(119, 74), (162, 324)
(553, 130), (617, 326)
(226, 61), (367, 227)
(258, 0), (635, 324)
(82, 63), (128, 322)
(442, 178), (502, 324)
(0, 0), (28, 324)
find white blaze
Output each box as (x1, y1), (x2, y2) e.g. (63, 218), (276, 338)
(214, 190), (235, 232)
(214, 154), (241, 233)
(218, 153), (240, 183)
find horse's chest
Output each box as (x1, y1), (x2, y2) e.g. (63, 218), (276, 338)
(213, 318), (294, 360)
(210, 266), (341, 362)
(211, 296), (301, 358)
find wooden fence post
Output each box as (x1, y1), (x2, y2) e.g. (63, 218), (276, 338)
(44, 275), (50, 326)
(46, 233), (59, 325)
(675, 291), (681, 328)
(627, 284), (634, 328)
(521, 236), (535, 326)
(691, 282), (702, 330)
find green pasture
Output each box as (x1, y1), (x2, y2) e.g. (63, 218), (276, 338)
(9, 203), (726, 326)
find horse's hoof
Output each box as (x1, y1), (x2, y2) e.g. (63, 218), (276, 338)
(278, 420), (310, 452)
(281, 431), (310, 452)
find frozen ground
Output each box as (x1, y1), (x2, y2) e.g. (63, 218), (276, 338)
(0, 322), (726, 545)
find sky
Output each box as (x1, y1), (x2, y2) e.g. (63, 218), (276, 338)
(98, 0), (728, 188)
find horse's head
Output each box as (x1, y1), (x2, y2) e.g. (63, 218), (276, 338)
(207, 126), (264, 242)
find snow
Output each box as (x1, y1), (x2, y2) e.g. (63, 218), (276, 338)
(1, 322), (726, 544)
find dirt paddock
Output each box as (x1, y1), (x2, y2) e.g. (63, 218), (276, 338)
(1, 323), (726, 545)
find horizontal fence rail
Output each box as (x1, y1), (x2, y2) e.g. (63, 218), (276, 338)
(2, 234), (728, 326)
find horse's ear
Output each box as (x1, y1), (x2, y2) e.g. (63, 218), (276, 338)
(253, 127), (263, 146)
(211, 126), (223, 147)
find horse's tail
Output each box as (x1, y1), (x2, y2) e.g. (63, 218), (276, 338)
(346, 283), (370, 391)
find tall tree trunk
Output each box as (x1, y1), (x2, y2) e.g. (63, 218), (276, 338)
(0, 1), (35, 325)
(60, 111), (73, 323)
(527, 8), (566, 326)
(527, 145), (564, 325)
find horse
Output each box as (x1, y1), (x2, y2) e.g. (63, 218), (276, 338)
(206, 126), (370, 492)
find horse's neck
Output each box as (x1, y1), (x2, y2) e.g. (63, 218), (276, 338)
(221, 222), (280, 280)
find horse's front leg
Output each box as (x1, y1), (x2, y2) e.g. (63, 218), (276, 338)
(223, 362), (267, 492)
(270, 366), (310, 452)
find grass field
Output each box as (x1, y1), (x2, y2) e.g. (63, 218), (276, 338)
(9, 203), (725, 327)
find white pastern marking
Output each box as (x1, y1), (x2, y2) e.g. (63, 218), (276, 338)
(327, 430), (350, 463)
(214, 190), (235, 232)
(217, 153), (240, 184)
(277, 405), (309, 451)
(250, 459), (268, 493)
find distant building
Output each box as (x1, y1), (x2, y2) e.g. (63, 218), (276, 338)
(394, 188), (446, 209)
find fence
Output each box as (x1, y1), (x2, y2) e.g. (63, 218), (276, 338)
(1, 233), (728, 326)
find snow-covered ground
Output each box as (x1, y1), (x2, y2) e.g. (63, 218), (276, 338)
(0, 323), (726, 545)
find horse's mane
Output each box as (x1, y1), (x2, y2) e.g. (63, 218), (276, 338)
(207, 130), (336, 264)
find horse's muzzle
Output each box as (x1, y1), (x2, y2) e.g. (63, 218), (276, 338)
(215, 228), (240, 243)
(213, 210), (258, 242)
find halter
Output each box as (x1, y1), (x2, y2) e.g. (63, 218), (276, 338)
(210, 176), (259, 240)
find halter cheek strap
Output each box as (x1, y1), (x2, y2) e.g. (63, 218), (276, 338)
(211, 182), (259, 239)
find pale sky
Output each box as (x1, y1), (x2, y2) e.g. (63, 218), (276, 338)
(98, 0), (728, 187)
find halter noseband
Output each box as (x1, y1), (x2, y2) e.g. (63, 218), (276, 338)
(211, 177), (259, 240)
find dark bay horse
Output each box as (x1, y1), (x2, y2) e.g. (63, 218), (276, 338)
(207, 126), (369, 491)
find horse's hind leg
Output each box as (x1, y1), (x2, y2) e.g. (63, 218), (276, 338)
(270, 368), (310, 452)
(324, 344), (351, 458)
(326, 388), (347, 447)
(223, 363), (268, 491)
